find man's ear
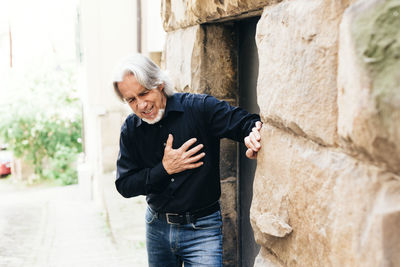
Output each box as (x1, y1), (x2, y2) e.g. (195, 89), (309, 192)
(158, 83), (165, 91)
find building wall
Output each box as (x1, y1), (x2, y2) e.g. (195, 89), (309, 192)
(140, 0), (166, 64)
(161, 0), (400, 266)
(79, 0), (136, 185)
(79, 0), (166, 196)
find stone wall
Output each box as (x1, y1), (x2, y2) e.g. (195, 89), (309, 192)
(161, 0), (400, 266)
(252, 0), (400, 265)
(163, 22), (240, 265)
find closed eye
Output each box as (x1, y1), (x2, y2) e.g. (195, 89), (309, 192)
(139, 90), (150, 96)
(126, 97), (135, 103)
(124, 89), (149, 103)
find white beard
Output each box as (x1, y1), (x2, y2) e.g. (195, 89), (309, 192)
(142, 109), (165, 124)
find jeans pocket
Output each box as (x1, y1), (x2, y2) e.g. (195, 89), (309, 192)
(191, 210), (222, 230)
(145, 207), (157, 224)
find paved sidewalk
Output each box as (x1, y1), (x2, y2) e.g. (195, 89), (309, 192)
(0, 178), (147, 267)
(97, 172), (148, 267)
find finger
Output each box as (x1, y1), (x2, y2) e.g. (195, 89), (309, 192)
(185, 144), (204, 157)
(252, 127), (261, 141)
(246, 148), (257, 159)
(185, 152), (205, 163)
(165, 134), (173, 149)
(245, 136), (257, 151)
(180, 138), (198, 152)
(255, 121), (262, 130)
(185, 161), (204, 170)
(249, 134), (261, 151)
(246, 148), (253, 158)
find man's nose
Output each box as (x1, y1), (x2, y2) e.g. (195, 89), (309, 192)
(137, 99), (147, 109)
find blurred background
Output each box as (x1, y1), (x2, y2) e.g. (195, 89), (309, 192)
(0, 0), (165, 266)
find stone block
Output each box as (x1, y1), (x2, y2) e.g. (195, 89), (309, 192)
(254, 247), (284, 267)
(256, 0), (354, 146)
(359, 178), (400, 267)
(251, 125), (400, 266)
(382, 211), (400, 266)
(200, 24), (238, 99)
(164, 24), (238, 98)
(221, 177), (238, 266)
(164, 25), (201, 93)
(220, 138), (238, 179)
(337, 0), (400, 173)
(161, 0), (277, 32)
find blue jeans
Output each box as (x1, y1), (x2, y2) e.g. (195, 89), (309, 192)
(145, 206), (223, 267)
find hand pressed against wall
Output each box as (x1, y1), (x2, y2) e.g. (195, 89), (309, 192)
(162, 134), (205, 175)
(244, 121), (262, 159)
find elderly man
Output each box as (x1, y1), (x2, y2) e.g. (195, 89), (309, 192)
(113, 54), (262, 267)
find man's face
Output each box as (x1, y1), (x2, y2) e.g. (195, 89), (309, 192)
(117, 74), (167, 123)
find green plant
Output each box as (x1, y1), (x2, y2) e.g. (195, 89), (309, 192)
(0, 65), (82, 185)
(43, 145), (80, 185)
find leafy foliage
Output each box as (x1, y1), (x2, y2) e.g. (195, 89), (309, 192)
(0, 65), (82, 185)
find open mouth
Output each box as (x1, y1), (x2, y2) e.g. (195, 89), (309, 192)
(142, 107), (154, 117)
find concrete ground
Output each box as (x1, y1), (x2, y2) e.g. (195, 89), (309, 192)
(0, 176), (148, 267)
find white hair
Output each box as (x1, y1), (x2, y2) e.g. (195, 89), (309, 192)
(112, 54), (175, 100)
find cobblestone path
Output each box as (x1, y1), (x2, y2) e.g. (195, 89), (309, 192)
(0, 178), (147, 267)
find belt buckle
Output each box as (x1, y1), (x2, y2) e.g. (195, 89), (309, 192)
(166, 213), (179, 224)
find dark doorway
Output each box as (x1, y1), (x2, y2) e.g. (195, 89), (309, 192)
(237, 16), (261, 267)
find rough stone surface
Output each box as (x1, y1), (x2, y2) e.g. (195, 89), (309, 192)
(337, 0), (400, 174)
(161, 0), (400, 266)
(220, 138), (238, 179)
(251, 125), (400, 266)
(164, 24), (240, 267)
(164, 24), (238, 99)
(253, 212), (292, 238)
(374, 180), (400, 266)
(199, 24), (238, 99)
(254, 247), (284, 267)
(256, 0), (354, 146)
(163, 25), (200, 93)
(161, 0), (279, 32)
(220, 177), (238, 266)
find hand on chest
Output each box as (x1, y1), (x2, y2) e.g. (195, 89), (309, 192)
(136, 115), (203, 164)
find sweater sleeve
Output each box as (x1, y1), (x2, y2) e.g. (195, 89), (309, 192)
(203, 95), (260, 142)
(115, 123), (171, 198)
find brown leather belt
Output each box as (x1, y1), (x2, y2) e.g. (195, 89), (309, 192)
(155, 202), (220, 225)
